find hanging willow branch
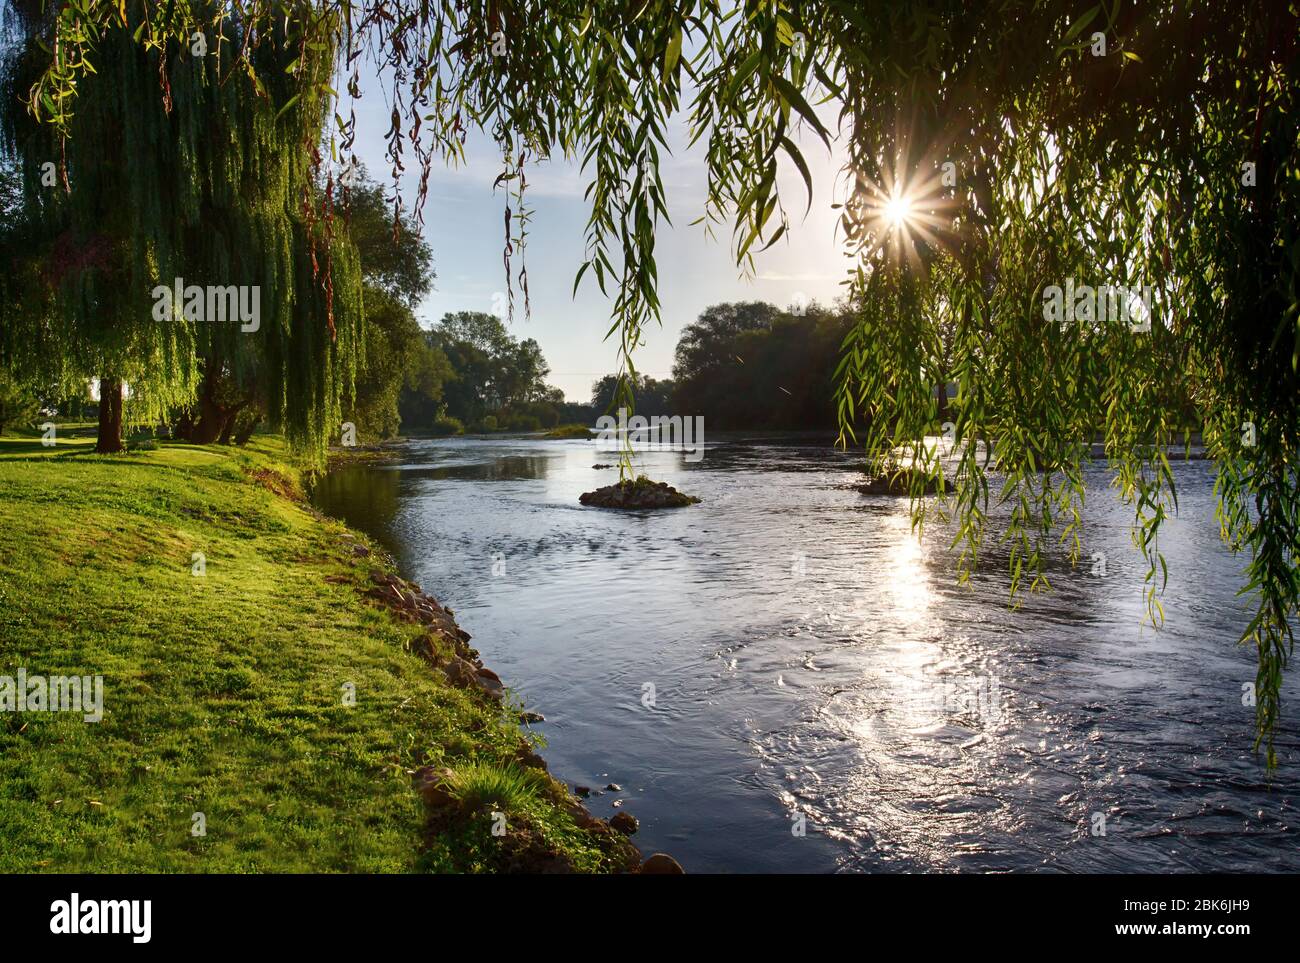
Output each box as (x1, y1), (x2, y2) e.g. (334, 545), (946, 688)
(7, 0), (1299, 762)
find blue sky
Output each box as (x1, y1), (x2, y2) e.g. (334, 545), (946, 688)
(347, 79), (850, 402)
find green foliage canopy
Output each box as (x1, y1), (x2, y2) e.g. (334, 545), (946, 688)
(429, 311), (555, 429)
(345, 168), (446, 441)
(1, 1), (363, 455)
(671, 300), (852, 429)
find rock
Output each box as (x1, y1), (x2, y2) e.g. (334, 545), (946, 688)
(442, 658), (480, 689)
(564, 799), (589, 819)
(564, 799), (605, 831)
(410, 633), (442, 663)
(474, 668), (505, 699)
(516, 747), (549, 771)
(604, 783), (622, 791)
(611, 799), (623, 807)
(574, 785), (591, 798)
(439, 656), (505, 698)
(579, 477), (701, 509)
(351, 544), (371, 557)
(855, 472), (938, 496)
(639, 853), (684, 874)
(413, 766), (456, 808)
(609, 811), (639, 835)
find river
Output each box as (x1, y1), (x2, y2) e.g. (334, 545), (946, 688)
(311, 433), (1299, 873)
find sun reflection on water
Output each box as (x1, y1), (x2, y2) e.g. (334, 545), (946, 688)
(882, 513), (934, 625)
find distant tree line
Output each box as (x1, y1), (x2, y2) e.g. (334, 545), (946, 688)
(398, 310), (587, 436)
(399, 298), (857, 437)
(585, 300), (856, 431)
(668, 300), (854, 430)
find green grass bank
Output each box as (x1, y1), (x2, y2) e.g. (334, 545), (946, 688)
(0, 430), (640, 872)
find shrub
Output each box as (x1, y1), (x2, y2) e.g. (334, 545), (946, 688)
(0, 371), (40, 436)
(430, 414), (464, 437)
(545, 423), (594, 439)
(503, 413), (542, 432)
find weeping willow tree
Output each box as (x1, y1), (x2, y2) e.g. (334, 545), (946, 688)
(0, 0), (362, 455)
(806, 1), (1300, 766)
(12, 1), (1300, 760)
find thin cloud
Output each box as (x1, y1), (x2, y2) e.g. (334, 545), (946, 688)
(756, 271), (842, 282)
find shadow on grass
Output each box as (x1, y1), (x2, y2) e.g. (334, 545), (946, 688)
(0, 436), (81, 460)
(0, 433), (237, 471)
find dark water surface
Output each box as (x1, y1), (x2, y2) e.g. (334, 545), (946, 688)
(312, 434), (1298, 873)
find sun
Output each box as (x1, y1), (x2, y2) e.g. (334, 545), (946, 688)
(884, 193), (914, 228)
(842, 138), (960, 271)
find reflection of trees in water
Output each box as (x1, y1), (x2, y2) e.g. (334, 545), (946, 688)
(407, 454), (554, 483)
(310, 467), (401, 552)
(311, 453), (556, 547)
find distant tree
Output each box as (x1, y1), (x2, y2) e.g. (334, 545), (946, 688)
(0, 369), (40, 436)
(342, 169), (434, 305)
(671, 302), (782, 389)
(426, 312), (559, 429)
(351, 289), (426, 441)
(668, 300), (850, 429)
(345, 171), (446, 442)
(433, 330), (495, 426)
(437, 311), (514, 358)
(498, 338), (552, 406)
(554, 397), (597, 426)
(397, 330), (456, 432)
(591, 373), (675, 418)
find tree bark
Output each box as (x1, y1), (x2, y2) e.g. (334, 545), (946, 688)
(218, 403), (247, 445)
(936, 381), (952, 426)
(95, 377), (124, 454)
(234, 418), (258, 446)
(190, 393), (225, 444)
(174, 408), (195, 442)
(186, 365), (226, 444)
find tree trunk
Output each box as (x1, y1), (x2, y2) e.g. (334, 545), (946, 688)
(936, 381), (952, 426)
(190, 399), (225, 444)
(174, 408), (195, 442)
(95, 378), (124, 454)
(187, 366), (226, 444)
(218, 409), (238, 445)
(234, 419), (258, 446)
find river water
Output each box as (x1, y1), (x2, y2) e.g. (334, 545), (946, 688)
(311, 434), (1298, 873)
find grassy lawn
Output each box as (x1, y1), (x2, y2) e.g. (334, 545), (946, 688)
(0, 431), (633, 872)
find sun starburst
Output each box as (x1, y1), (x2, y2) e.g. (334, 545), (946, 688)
(842, 131), (961, 273)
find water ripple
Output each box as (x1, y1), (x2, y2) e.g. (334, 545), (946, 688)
(312, 433), (1299, 872)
